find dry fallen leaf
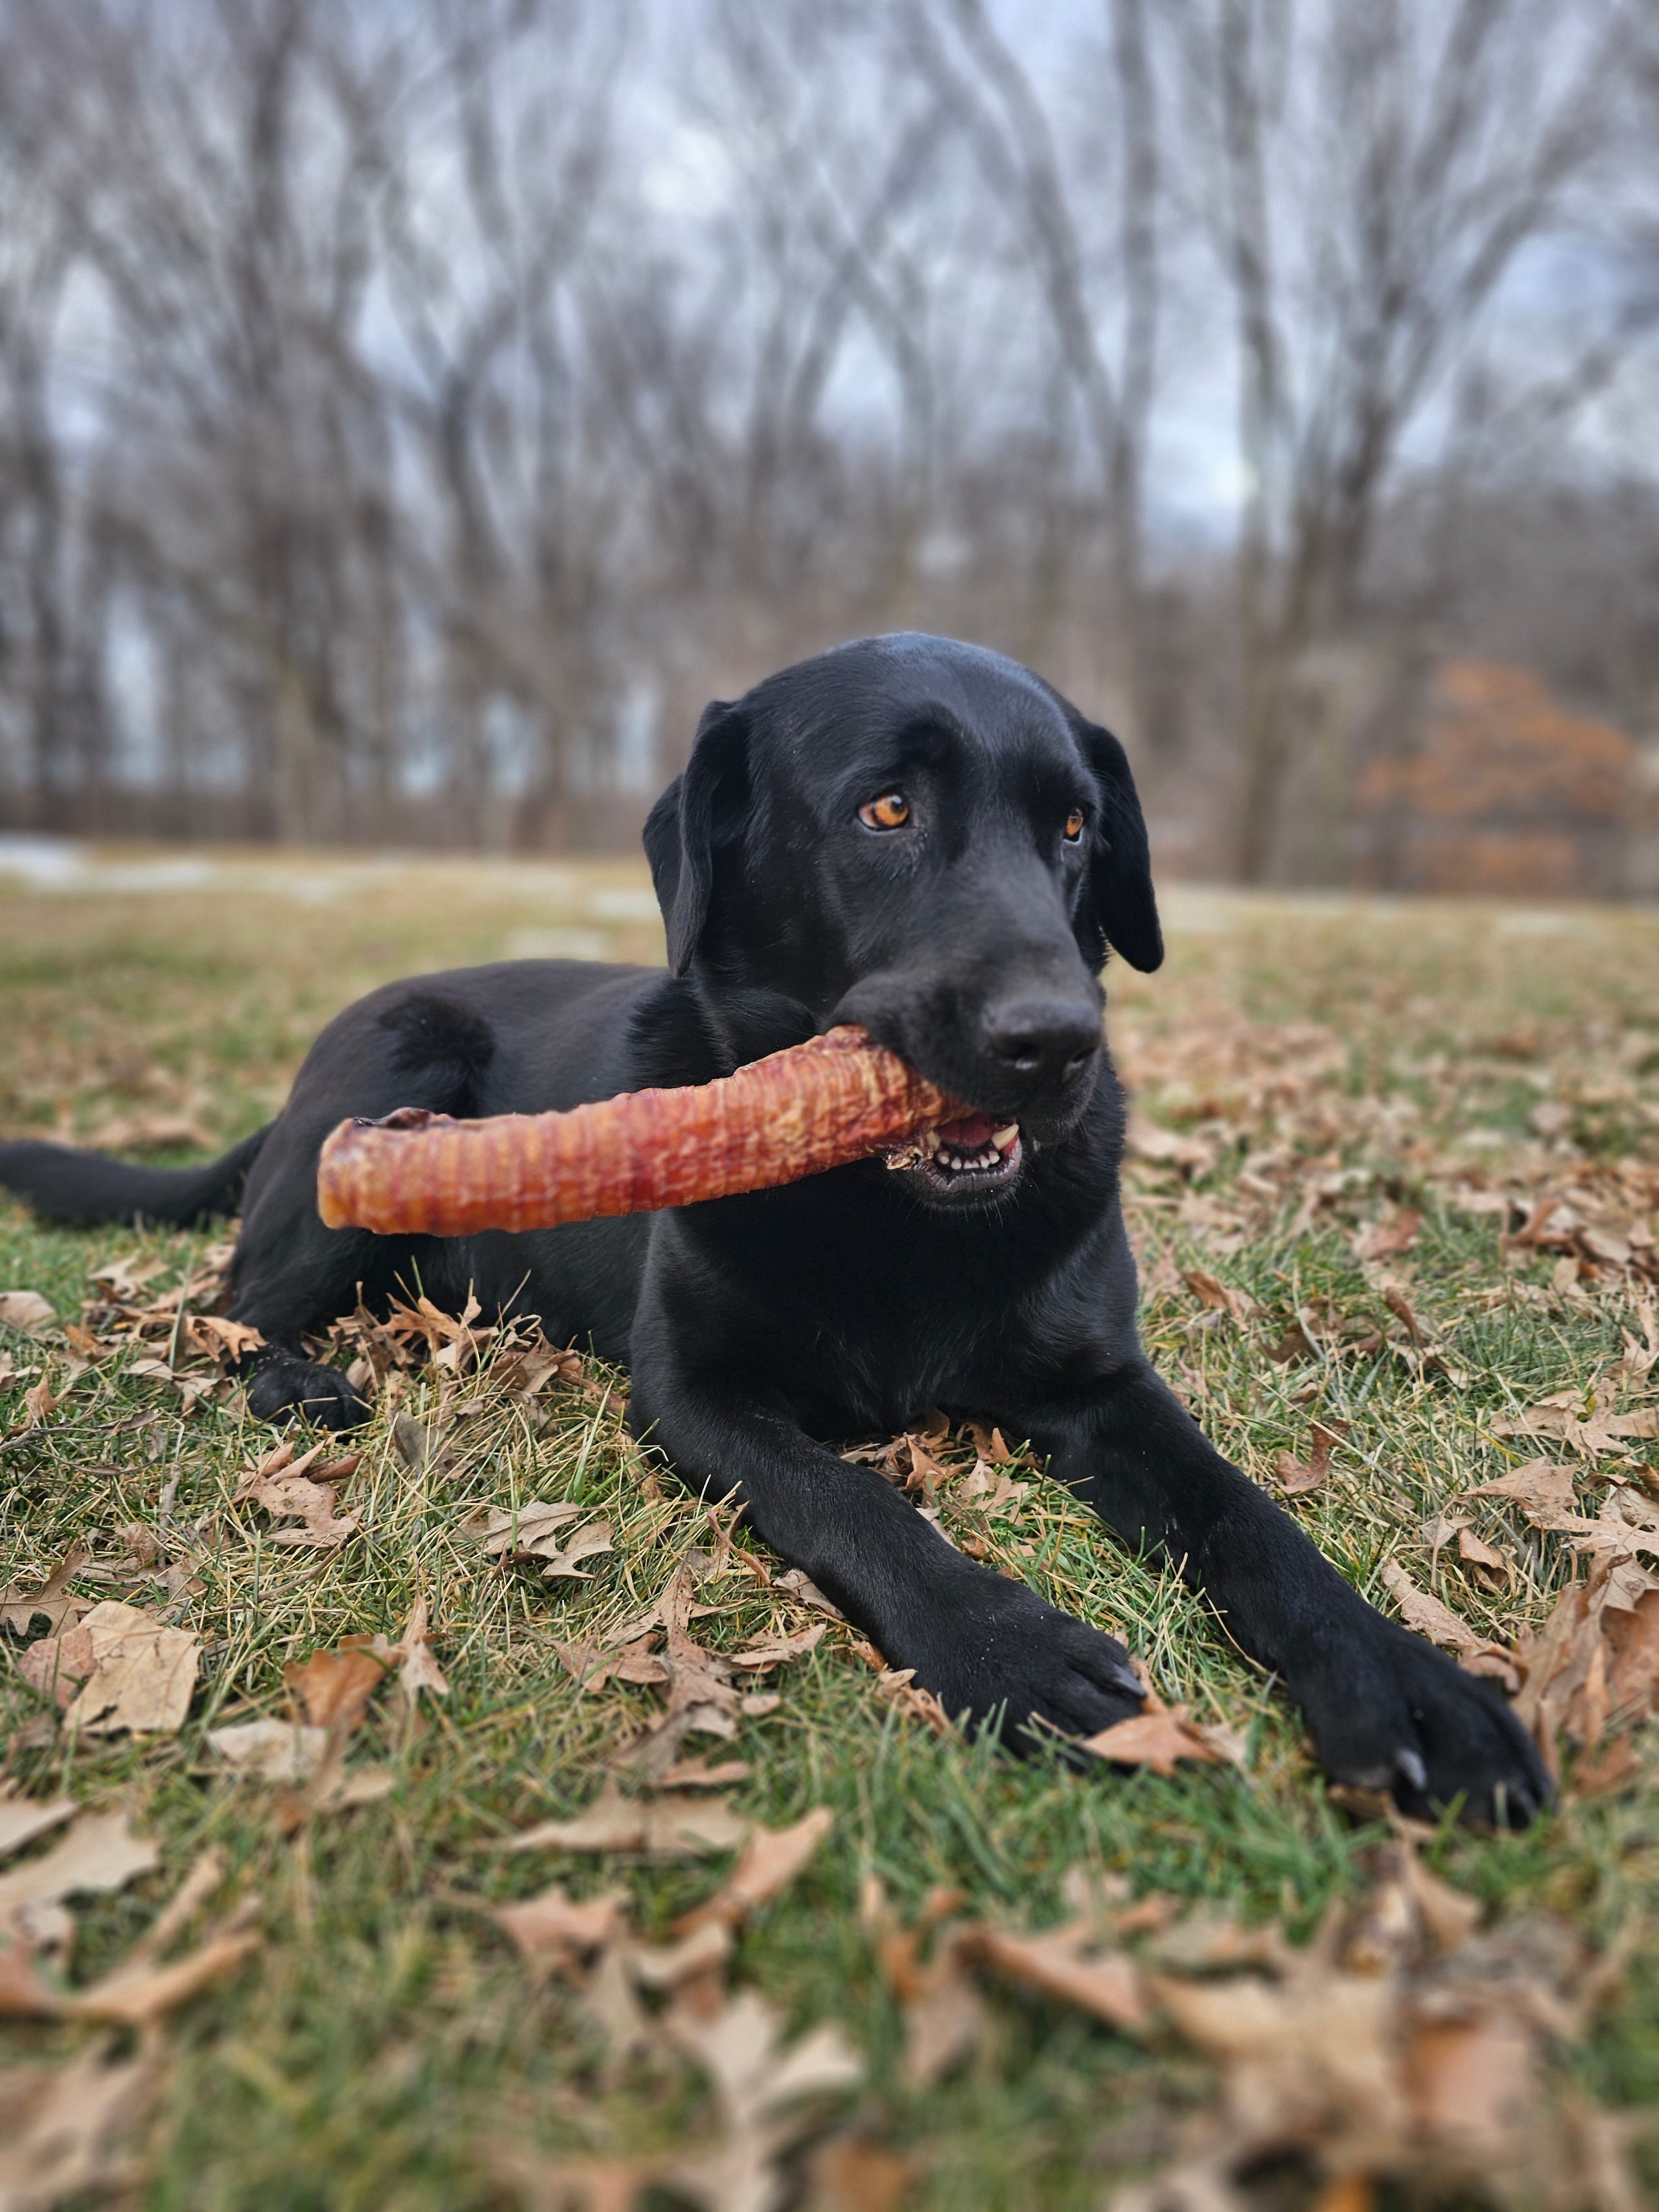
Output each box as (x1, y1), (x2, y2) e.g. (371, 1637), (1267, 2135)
(533, 1522), (616, 1583)
(551, 1635), (669, 1694)
(390, 1594), (451, 1703)
(20, 1370), (64, 1426)
(675, 1808), (834, 1936)
(188, 1313), (265, 1359)
(1274, 1420), (1343, 1496)
(771, 1568), (846, 1620)
(0, 2042), (156, 2209)
(284, 1644), (388, 1733)
(611, 1565), (748, 1771)
(1377, 1562), (1520, 1691)
(1473, 1459), (1579, 1521)
(1, 1849), (258, 2028)
(492, 1884), (629, 1969)
(0, 1550), (92, 1637)
(1100, 1835), (1640, 2210)
(0, 1795), (78, 1863)
(1457, 1526), (1510, 1579)
(1080, 1677), (1230, 1778)
(1183, 1268), (1255, 1324)
(860, 1880), (989, 2088)
(1355, 1208), (1421, 1261)
(496, 1782), (752, 1859)
(234, 1444), (360, 1550)
(804, 2136), (916, 2212)
(666, 1990), (863, 2212)
(0, 1812), (159, 1943)
(869, 1667), (951, 1736)
(22, 1602), (201, 1736)
(971, 1919), (1149, 2033)
(1493, 1385), (1659, 1459)
(469, 1499), (585, 1557)
(727, 1624), (827, 1672)
(207, 1719), (329, 1781)
(0, 1290), (55, 1335)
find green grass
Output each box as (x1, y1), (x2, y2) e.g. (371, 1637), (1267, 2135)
(3, 859), (1659, 2206)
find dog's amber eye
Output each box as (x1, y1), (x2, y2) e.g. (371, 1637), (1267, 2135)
(1064, 807), (1086, 842)
(860, 792), (910, 831)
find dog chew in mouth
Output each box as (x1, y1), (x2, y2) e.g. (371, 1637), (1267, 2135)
(315, 1024), (981, 1237)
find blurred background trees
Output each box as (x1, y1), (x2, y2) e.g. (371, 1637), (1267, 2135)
(1, 0), (1656, 889)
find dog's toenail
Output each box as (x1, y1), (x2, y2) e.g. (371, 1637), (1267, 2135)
(1395, 1747), (1428, 1793)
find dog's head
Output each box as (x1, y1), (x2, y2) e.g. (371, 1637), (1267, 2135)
(644, 633), (1161, 1207)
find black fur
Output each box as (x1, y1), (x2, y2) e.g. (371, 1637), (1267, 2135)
(0, 633), (1550, 1825)
(0, 1125), (269, 1228)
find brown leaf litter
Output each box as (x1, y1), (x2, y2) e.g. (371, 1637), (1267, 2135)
(233, 1439), (362, 1550)
(494, 1783), (753, 1859)
(0, 1290), (56, 1336)
(1369, 1452), (1659, 1798)
(205, 1601), (445, 1822)
(1377, 1563), (1522, 1693)
(0, 1809), (158, 1948)
(484, 1803), (853, 2212)
(1, 1848), (258, 2028)
(1273, 1420), (1345, 1496)
(1493, 1380), (1658, 1458)
(497, 1991), (862, 2212)
(864, 1845), (1640, 2210)
(466, 1499), (616, 1582)
(1080, 1667), (1245, 1778)
(1, 1551), (94, 1637)
(0, 2041), (158, 2211)
(16, 1600), (201, 1735)
(0, 1821), (259, 2206)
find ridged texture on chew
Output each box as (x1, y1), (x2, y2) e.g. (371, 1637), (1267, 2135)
(315, 1025), (964, 1237)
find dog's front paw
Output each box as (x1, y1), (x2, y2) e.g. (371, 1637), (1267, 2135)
(905, 1573), (1145, 1752)
(244, 1353), (372, 1432)
(1296, 1617), (1551, 1829)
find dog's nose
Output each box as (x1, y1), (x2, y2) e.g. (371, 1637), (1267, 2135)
(980, 995), (1102, 1085)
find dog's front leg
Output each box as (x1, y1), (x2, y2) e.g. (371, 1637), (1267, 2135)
(1018, 1360), (1551, 1825)
(628, 1365), (1143, 1749)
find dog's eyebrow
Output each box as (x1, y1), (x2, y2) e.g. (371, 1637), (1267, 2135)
(864, 711), (966, 769)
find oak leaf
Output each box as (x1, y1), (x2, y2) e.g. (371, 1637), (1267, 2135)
(492, 1884), (628, 1968)
(284, 1644), (388, 1733)
(207, 1719), (328, 1782)
(1, 1549), (92, 1636)
(1378, 1563), (1519, 1691)
(0, 1290), (55, 1335)
(33, 1602), (201, 1736)
(1080, 1679), (1229, 1777)
(0, 1812), (159, 1942)
(495, 1782), (752, 1858)
(675, 1808), (834, 1936)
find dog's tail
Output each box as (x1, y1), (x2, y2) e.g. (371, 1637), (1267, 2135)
(0, 1126), (272, 1228)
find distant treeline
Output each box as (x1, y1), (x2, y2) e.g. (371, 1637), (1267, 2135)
(1, 0), (1656, 883)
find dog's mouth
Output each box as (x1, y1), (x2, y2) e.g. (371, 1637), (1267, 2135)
(880, 1110), (1022, 1200)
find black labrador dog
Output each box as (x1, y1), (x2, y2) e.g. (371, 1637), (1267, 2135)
(1, 634), (1548, 1825)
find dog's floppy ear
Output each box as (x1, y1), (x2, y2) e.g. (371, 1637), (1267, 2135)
(1074, 714), (1163, 973)
(642, 698), (751, 976)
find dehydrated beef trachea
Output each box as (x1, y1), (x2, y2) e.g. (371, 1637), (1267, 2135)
(315, 1025), (963, 1237)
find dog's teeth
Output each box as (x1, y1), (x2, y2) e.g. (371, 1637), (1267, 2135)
(992, 1124), (1019, 1150)
(920, 1127), (941, 1156)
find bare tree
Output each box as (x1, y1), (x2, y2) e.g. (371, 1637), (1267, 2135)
(0, 0), (1650, 883)
(901, 0), (1162, 730)
(1169, 0), (1629, 878)
(0, 12), (93, 826)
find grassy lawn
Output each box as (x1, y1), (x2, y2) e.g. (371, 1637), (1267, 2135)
(2, 853), (1658, 2210)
